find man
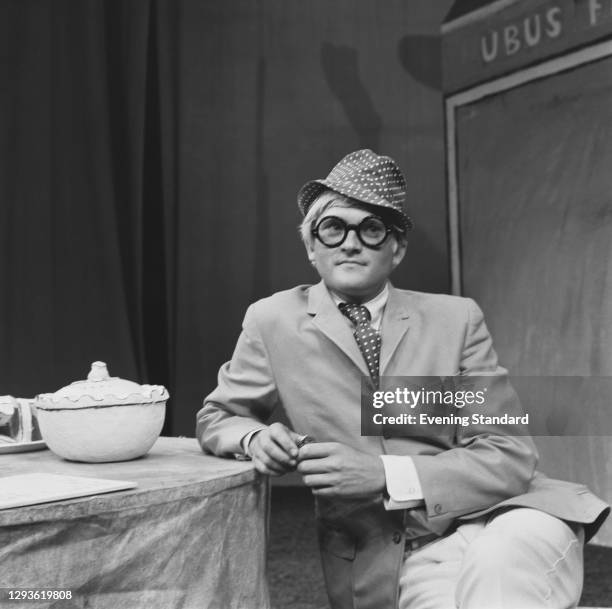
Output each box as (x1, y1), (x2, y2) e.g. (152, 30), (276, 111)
(197, 149), (608, 609)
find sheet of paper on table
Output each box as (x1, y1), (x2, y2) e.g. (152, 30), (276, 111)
(0, 473), (137, 510)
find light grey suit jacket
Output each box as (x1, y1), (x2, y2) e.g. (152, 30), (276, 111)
(197, 281), (609, 609)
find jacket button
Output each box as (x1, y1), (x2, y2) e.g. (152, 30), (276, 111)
(434, 504), (443, 514)
(382, 432), (390, 439)
(392, 531), (402, 544)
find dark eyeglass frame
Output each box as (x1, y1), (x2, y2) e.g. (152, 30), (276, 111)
(311, 214), (394, 248)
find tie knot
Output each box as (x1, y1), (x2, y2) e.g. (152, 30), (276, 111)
(339, 303), (371, 327)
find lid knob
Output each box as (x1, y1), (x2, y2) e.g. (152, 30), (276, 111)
(87, 361), (110, 382)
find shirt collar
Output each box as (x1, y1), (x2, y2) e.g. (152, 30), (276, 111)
(328, 282), (389, 331)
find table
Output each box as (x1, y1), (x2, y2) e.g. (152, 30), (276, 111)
(0, 437), (270, 609)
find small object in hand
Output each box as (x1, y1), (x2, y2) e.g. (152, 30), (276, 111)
(296, 434), (315, 448)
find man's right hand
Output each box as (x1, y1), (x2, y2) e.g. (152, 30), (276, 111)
(248, 423), (302, 476)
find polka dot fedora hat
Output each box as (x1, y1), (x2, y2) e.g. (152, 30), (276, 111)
(297, 149), (413, 231)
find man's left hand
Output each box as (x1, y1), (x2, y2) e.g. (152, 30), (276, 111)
(297, 442), (385, 497)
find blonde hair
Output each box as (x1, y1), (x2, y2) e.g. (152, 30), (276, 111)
(299, 191), (352, 246)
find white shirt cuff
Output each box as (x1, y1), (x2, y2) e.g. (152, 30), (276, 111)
(240, 429), (264, 458)
(380, 455), (424, 510)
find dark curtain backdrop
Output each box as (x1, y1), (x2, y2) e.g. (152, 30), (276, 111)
(1, 0), (178, 431)
(1, 0), (451, 435)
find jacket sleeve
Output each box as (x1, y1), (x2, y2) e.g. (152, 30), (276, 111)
(410, 298), (538, 522)
(196, 304), (277, 457)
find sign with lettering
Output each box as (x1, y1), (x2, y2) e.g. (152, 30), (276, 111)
(479, 5), (563, 63)
(443, 0), (612, 92)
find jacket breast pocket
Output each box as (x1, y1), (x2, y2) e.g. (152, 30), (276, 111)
(318, 525), (356, 560)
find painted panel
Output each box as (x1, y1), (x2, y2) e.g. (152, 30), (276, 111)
(455, 55), (612, 544)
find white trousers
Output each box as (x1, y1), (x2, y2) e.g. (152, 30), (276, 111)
(398, 508), (585, 609)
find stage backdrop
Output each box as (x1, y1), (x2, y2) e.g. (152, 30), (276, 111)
(0, 0), (453, 434)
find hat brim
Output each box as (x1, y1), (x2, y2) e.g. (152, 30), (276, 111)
(297, 179), (413, 231)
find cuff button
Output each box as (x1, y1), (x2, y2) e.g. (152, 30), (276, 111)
(392, 531), (403, 544)
(434, 504), (443, 514)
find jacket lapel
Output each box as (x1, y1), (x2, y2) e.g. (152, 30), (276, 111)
(380, 285), (412, 375)
(308, 281), (413, 378)
(307, 281), (370, 377)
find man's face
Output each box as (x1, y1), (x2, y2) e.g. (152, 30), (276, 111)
(305, 204), (406, 303)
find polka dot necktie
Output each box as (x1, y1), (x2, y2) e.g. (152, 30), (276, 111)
(339, 303), (381, 387)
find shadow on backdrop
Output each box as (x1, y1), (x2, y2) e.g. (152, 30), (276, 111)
(321, 43), (382, 150)
(398, 34), (442, 91)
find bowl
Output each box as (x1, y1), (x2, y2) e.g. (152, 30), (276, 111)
(35, 361), (168, 463)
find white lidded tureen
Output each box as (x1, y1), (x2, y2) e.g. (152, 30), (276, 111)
(35, 361), (168, 463)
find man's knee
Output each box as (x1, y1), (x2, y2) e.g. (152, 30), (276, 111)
(456, 508), (584, 608)
(463, 508), (583, 570)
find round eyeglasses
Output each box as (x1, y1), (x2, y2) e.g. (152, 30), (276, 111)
(311, 215), (393, 248)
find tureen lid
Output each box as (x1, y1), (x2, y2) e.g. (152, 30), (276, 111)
(36, 361), (169, 409)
